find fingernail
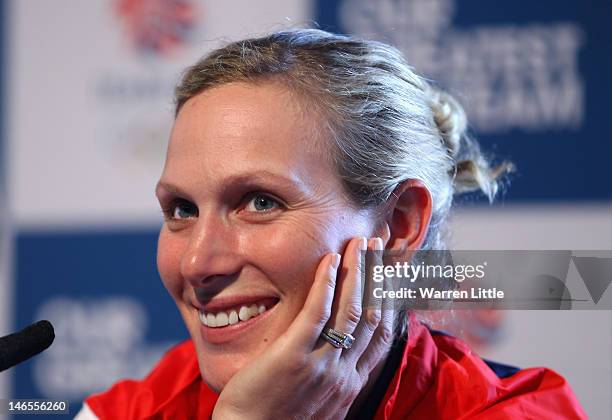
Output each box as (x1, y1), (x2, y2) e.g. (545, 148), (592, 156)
(359, 237), (367, 251)
(374, 237), (383, 251)
(331, 253), (341, 270)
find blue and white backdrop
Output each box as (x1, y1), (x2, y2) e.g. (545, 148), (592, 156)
(1, 1), (610, 418)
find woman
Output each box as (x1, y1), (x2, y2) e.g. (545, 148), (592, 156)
(77, 29), (586, 419)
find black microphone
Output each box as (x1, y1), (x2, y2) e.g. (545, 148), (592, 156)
(0, 320), (55, 372)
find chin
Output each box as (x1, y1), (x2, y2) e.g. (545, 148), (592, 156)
(197, 351), (251, 393)
(199, 367), (226, 393)
(182, 296), (298, 393)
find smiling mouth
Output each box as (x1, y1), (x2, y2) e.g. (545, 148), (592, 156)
(198, 297), (279, 328)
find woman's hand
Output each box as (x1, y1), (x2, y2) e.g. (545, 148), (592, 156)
(211, 236), (394, 420)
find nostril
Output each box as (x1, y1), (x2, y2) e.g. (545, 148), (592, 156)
(191, 272), (240, 290)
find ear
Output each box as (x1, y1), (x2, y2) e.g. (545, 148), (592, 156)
(379, 179), (432, 260)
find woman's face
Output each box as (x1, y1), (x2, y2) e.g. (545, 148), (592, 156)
(156, 81), (378, 392)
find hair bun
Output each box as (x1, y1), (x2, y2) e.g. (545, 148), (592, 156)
(427, 87), (514, 201)
(429, 88), (467, 158)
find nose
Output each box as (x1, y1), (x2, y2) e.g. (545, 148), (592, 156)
(179, 211), (244, 288)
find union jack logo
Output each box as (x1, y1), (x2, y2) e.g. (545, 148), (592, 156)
(115, 0), (197, 56)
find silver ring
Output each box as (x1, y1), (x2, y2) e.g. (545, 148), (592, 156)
(320, 327), (355, 349)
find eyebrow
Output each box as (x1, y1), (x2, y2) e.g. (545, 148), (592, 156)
(155, 180), (190, 199)
(155, 170), (308, 200)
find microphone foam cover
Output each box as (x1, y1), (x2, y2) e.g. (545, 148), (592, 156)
(0, 320), (55, 372)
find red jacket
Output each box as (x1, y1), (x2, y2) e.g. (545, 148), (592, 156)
(84, 316), (587, 419)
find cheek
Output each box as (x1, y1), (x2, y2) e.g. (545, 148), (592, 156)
(239, 215), (351, 300)
(268, 232), (322, 298)
(157, 229), (184, 299)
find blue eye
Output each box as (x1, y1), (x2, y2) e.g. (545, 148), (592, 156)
(165, 200), (197, 220)
(245, 194), (280, 212)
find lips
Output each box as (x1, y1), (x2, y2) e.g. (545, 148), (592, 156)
(198, 297), (278, 328)
(199, 295), (279, 314)
(193, 295), (280, 344)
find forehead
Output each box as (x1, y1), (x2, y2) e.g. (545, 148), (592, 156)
(164, 82), (331, 184)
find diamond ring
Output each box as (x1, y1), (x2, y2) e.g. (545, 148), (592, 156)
(320, 327), (355, 350)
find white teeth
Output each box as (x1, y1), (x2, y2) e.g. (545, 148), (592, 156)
(206, 313), (217, 328)
(228, 310), (239, 325)
(215, 312), (229, 327)
(238, 305), (251, 321)
(200, 302), (270, 328)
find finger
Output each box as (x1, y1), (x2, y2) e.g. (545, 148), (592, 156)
(356, 309), (395, 378)
(345, 237), (384, 361)
(286, 252), (341, 350)
(324, 236), (367, 342)
(355, 239), (396, 376)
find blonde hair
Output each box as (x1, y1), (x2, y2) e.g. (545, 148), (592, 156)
(174, 28), (513, 337)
